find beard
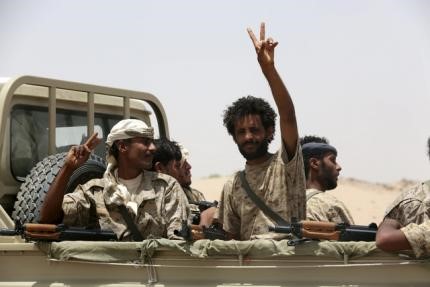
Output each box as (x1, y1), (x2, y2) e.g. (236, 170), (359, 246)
(238, 138), (270, 161)
(318, 162), (338, 190)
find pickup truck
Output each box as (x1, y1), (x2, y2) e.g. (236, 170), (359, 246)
(0, 75), (428, 287)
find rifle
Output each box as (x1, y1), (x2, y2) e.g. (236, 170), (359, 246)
(174, 220), (226, 241)
(189, 200), (218, 225)
(269, 218), (377, 242)
(0, 221), (117, 242)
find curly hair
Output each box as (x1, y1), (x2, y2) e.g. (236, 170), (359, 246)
(300, 135), (331, 179)
(152, 138), (181, 170)
(223, 96), (277, 141)
(300, 135), (329, 146)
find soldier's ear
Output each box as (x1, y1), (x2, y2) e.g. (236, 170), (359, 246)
(266, 126), (274, 142)
(154, 162), (168, 173)
(309, 158), (320, 170)
(154, 162), (162, 172)
(117, 140), (129, 153)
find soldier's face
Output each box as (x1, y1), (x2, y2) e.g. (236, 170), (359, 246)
(317, 153), (342, 190)
(122, 137), (156, 170)
(178, 159), (192, 187)
(156, 160), (181, 180)
(233, 114), (272, 161)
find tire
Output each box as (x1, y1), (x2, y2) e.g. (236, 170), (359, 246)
(12, 152), (106, 223)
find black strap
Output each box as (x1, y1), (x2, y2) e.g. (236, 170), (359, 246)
(118, 205), (143, 241)
(239, 171), (289, 226)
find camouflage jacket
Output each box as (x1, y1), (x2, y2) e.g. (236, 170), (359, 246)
(306, 188), (355, 224)
(62, 170), (189, 240)
(384, 181), (430, 226)
(402, 219), (430, 258)
(219, 143), (306, 240)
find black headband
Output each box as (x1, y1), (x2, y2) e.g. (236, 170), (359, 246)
(302, 142), (337, 157)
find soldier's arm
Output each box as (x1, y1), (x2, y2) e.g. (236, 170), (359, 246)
(39, 133), (101, 224)
(165, 182), (191, 239)
(218, 181), (240, 240)
(376, 218), (411, 252)
(247, 22), (298, 159)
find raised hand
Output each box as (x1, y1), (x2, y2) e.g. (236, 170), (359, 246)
(40, 132), (102, 224)
(247, 22), (278, 68)
(65, 133), (102, 169)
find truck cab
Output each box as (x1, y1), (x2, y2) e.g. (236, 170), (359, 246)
(0, 75), (169, 221)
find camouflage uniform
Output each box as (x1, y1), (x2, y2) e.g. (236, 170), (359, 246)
(306, 188), (355, 224)
(384, 181), (430, 226)
(401, 220), (430, 258)
(62, 170), (189, 240)
(219, 143), (306, 240)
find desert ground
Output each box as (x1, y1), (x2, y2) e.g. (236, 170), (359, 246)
(193, 176), (418, 225)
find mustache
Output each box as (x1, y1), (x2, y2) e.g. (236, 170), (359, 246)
(242, 140), (258, 145)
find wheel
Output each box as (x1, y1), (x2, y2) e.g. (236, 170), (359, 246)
(12, 152), (106, 223)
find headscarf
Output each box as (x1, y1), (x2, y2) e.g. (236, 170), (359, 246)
(106, 119), (153, 147)
(177, 143), (190, 166)
(105, 119), (153, 171)
(302, 142), (337, 158)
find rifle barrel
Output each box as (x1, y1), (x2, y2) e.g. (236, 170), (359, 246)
(0, 228), (18, 236)
(58, 228), (117, 241)
(340, 228), (376, 241)
(269, 225), (292, 234)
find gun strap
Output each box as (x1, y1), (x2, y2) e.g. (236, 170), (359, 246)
(118, 205), (143, 241)
(239, 171), (289, 226)
(306, 190), (323, 201)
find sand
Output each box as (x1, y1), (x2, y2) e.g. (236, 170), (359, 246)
(192, 176), (418, 225)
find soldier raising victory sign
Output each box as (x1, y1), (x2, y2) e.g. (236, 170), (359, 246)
(219, 23), (306, 240)
(40, 119), (189, 240)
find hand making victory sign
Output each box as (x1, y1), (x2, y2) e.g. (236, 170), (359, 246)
(246, 22), (299, 159)
(65, 132), (102, 169)
(247, 22), (279, 68)
(40, 132), (102, 224)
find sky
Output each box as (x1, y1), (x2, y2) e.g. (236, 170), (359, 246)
(0, 0), (429, 183)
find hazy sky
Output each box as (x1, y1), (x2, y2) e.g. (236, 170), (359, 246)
(1, 0), (429, 183)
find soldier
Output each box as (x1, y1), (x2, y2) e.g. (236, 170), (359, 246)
(178, 144), (219, 227)
(176, 144), (206, 203)
(383, 137), (430, 226)
(301, 135), (354, 224)
(152, 138), (216, 227)
(39, 119), (189, 240)
(152, 138), (183, 181)
(219, 23), (306, 240)
(376, 217), (430, 258)
(376, 137), (430, 257)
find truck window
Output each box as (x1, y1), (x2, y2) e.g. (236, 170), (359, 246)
(10, 105), (123, 180)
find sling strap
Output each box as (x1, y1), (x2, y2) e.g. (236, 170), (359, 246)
(118, 205), (143, 241)
(306, 190), (323, 201)
(239, 171), (289, 226)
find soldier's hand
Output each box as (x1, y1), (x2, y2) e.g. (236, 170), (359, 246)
(65, 133), (102, 169)
(199, 206), (218, 228)
(247, 22), (278, 68)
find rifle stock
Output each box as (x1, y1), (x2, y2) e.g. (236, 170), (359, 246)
(0, 222), (117, 242)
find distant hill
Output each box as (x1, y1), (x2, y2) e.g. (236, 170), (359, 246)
(193, 176), (419, 224)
